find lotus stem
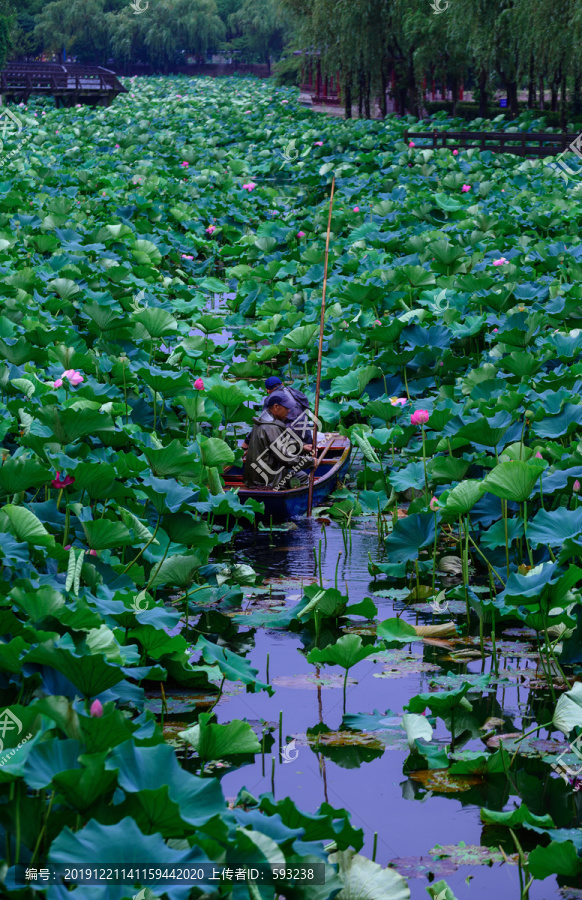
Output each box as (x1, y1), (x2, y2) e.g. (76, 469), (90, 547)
(279, 710), (283, 760)
(420, 424), (429, 504)
(335, 551), (342, 589)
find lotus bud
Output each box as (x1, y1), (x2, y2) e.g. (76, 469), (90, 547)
(89, 699), (103, 717)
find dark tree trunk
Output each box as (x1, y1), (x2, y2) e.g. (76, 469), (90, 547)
(344, 76), (352, 118)
(527, 55), (535, 108)
(358, 68), (364, 117)
(560, 72), (567, 130)
(539, 75), (544, 109)
(451, 72), (459, 116)
(506, 80), (518, 117)
(364, 71), (371, 118)
(406, 51), (418, 117)
(551, 83), (558, 111)
(379, 67), (387, 118)
(478, 70), (488, 116)
(574, 73), (582, 115)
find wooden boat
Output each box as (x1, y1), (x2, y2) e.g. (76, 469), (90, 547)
(223, 434), (351, 520)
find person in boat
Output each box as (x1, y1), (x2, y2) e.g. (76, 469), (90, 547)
(243, 392), (314, 489)
(242, 376), (312, 450)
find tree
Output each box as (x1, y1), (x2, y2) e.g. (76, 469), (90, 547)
(34, 0), (110, 63)
(228, 0), (290, 69)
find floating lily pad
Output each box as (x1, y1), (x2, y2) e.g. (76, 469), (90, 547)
(387, 856), (458, 879)
(430, 843), (518, 866)
(307, 730), (384, 748)
(373, 649), (441, 679)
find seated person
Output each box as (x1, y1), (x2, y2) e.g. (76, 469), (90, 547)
(242, 375), (312, 450)
(243, 392), (313, 489)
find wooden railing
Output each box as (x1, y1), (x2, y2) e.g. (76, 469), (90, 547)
(403, 129), (580, 158)
(0, 63), (127, 106)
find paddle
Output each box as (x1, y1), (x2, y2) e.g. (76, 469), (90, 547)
(307, 175), (335, 517)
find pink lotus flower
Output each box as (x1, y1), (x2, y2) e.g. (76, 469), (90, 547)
(314, 141), (323, 146)
(574, 480), (581, 493)
(194, 377), (204, 390)
(535, 451), (543, 459)
(429, 496), (439, 511)
(181, 254), (194, 260)
(64, 544), (72, 551)
(390, 397), (407, 407)
(242, 182), (257, 191)
(56, 369), (84, 388)
(461, 184), (471, 192)
(206, 225), (216, 234)
(86, 549), (97, 556)
(493, 328), (498, 333)
(181, 161), (189, 167)
(281, 100), (289, 104)
(373, 319), (381, 325)
(453, 149), (459, 156)
(411, 410), (429, 426)
(115, 144), (119, 148)
(493, 257), (508, 266)
(353, 206), (360, 212)
(89, 699), (103, 717)
(297, 231), (306, 238)
(51, 472), (75, 490)
(409, 141), (415, 148)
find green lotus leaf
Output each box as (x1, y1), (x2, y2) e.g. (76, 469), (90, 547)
(384, 513), (436, 563)
(481, 460), (545, 503)
(0, 505), (53, 547)
(329, 848), (410, 900)
(0, 458), (50, 497)
(198, 436), (235, 468)
(180, 713), (261, 760)
(82, 519), (133, 551)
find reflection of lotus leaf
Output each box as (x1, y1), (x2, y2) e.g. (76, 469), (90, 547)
(271, 674), (357, 690)
(409, 770), (483, 793)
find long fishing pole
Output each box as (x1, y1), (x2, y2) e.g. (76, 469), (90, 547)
(307, 175), (335, 518)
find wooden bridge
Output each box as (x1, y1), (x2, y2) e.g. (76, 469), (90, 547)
(404, 129), (580, 158)
(0, 63), (127, 107)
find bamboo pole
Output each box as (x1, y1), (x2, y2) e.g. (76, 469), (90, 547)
(307, 176), (335, 517)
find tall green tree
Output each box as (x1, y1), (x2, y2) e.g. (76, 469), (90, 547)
(227, 0), (290, 69)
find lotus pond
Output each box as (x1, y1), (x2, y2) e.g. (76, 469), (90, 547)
(1, 75), (582, 900)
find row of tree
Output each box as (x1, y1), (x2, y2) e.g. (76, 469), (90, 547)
(2, 0), (581, 124)
(4, 0), (289, 70)
(282, 0), (582, 123)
